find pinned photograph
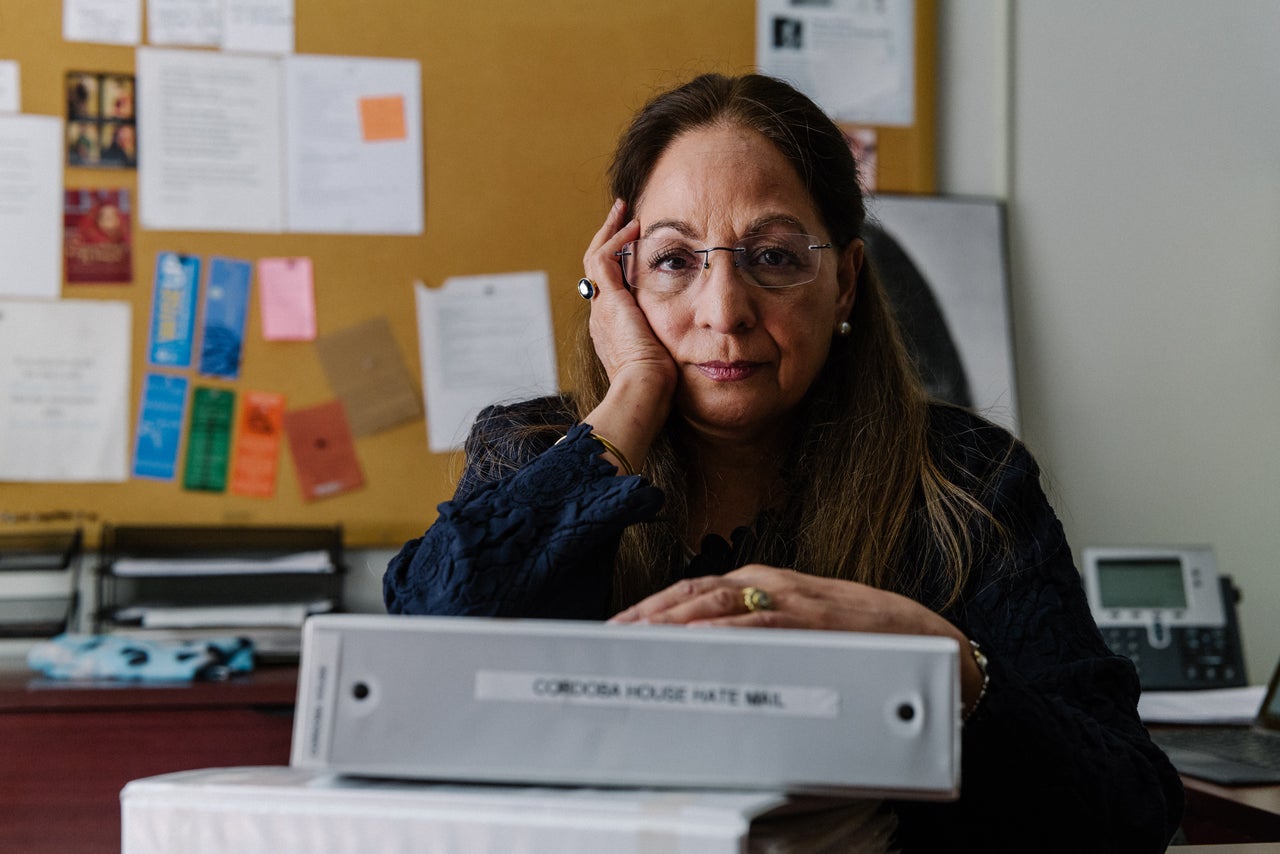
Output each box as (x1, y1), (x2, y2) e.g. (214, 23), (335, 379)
(65, 71), (137, 169)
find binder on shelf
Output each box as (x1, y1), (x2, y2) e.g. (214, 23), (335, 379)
(0, 528), (83, 638)
(95, 525), (345, 662)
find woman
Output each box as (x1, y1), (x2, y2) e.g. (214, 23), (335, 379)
(385, 73), (1182, 851)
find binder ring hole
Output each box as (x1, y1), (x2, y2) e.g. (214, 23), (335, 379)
(896, 702), (915, 722)
(352, 681), (370, 700)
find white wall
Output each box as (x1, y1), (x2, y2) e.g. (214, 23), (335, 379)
(939, 1), (1280, 681)
(937, 0), (1009, 197)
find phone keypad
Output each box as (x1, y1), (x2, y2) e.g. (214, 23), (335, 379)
(1102, 626), (1242, 687)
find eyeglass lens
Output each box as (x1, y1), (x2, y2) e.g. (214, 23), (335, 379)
(617, 233), (829, 292)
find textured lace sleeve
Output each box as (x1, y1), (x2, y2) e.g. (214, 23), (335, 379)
(894, 432), (1184, 852)
(383, 420), (664, 620)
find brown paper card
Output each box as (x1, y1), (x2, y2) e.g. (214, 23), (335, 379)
(283, 400), (365, 502)
(315, 316), (422, 437)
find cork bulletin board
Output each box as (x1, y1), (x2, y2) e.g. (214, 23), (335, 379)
(0, 0), (935, 547)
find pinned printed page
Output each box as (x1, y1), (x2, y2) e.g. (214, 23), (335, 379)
(756, 0), (915, 126)
(136, 48), (283, 232)
(415, 273), (558, 453)
(63, 0), (142, 45)
(146, 0), (221, 47)
(223, 0), (295, 54)
(0, 115), (62, 299)
(282, 54), (423, 234)
(0, 299), (131, 481)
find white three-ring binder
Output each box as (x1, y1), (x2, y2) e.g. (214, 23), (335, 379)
(291, 614), (961, 800)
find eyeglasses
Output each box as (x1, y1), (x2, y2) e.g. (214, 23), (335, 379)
(614, 233), (832, 294)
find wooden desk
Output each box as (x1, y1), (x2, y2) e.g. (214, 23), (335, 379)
(0, 659), (296, 854)
(2, 666), (1274, 853)
(1177, 774), (1280, 845)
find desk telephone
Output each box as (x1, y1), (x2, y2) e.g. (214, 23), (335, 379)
(1082, 546), (1247, 691)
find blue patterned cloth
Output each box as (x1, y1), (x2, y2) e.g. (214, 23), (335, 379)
(384, 396), (1184, 852)
(27, 634), (254, 682)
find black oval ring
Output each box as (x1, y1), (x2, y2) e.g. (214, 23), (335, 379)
(577, 277), (597, 300)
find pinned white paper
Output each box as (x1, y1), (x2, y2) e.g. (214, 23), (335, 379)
(136, 48), (283, 232)
(282, 54), (423, 234)
(756, 0), (915, 126)
(0, 61), (20, 113)
(415, 273), (559, 453)
(146, 0), (221, 47)
(63, 0), (142, 45)
(0, 114), (62, 299)
(222, 0), (295, 54)
(0, 299), (131, 481)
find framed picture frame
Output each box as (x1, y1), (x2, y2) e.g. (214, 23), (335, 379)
(864, 194), (1019, 433)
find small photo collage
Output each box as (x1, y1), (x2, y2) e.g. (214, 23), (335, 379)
(66, 70), (136, 168)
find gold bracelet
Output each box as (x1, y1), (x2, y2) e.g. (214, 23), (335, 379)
(963, 639), (990, 723)
(589, 431), (636, 476)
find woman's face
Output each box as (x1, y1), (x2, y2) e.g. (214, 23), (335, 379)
(632, 123), (859, 444)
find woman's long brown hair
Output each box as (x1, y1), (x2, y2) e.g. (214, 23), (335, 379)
(570, 73), (1001, 612)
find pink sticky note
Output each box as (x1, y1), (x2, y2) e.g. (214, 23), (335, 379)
(258, 257), (317, 341)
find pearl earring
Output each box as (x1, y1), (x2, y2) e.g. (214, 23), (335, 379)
(837, 321), (852, 337)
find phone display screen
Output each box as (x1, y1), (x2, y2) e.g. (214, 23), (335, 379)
(1097, 559), (1187, 609)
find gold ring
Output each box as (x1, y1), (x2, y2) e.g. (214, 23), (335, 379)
(742, 586), (774, 612)
(577, 277), (597, 300)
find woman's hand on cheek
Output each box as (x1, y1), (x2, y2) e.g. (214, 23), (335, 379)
(610, 565), (966, 643)
(584, 200), (678, 394)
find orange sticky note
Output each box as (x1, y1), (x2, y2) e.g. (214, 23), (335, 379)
(229, 390), (286, 498)
(359, 95), (407, 142)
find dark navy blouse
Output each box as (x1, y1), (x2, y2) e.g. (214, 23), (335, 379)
(384, 398), (1183, 852)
